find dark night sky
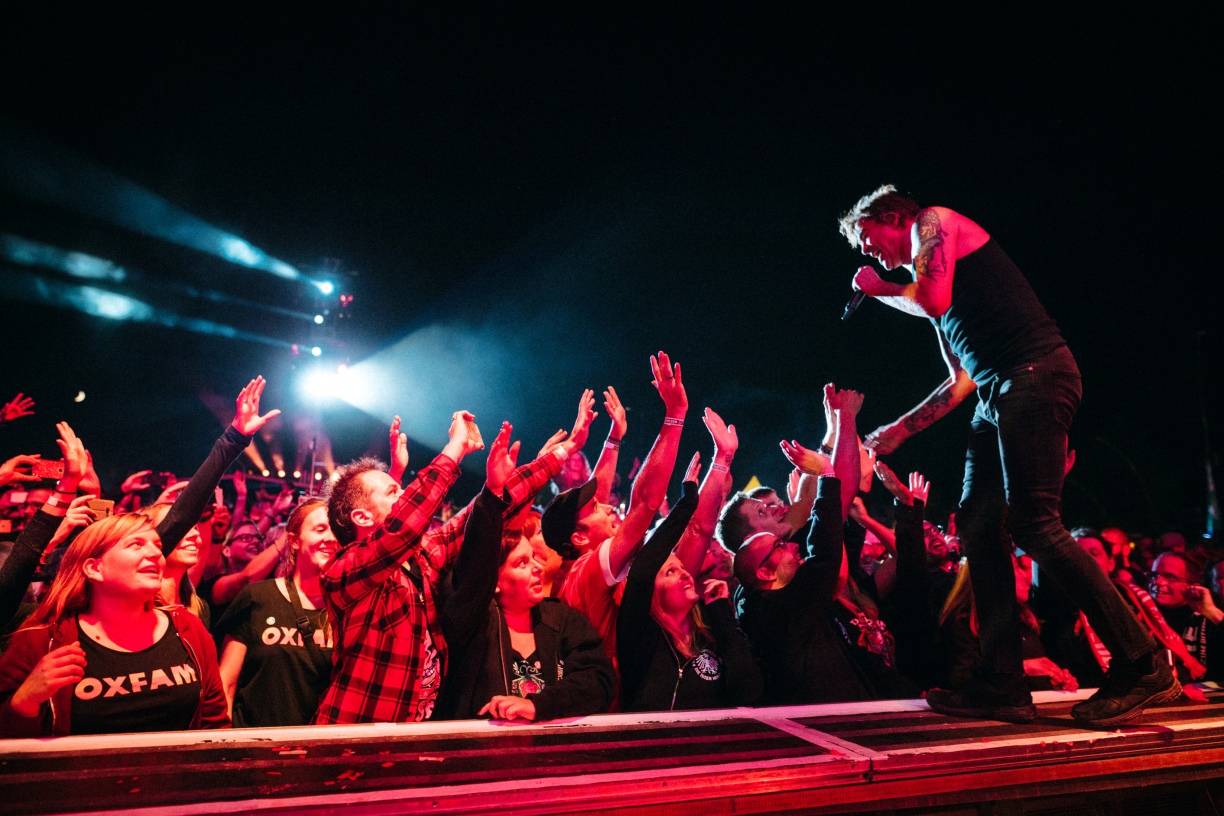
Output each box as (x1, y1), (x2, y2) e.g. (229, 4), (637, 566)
(1, 11), (1218, 534)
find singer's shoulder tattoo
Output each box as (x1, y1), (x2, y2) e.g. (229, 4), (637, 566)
(913, 209), (947, 282)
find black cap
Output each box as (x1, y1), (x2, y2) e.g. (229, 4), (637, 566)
(540, 478), (598, 560)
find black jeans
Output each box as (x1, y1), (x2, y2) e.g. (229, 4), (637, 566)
(956, 345), (1155, 684)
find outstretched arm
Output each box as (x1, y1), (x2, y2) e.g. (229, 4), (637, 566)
(159, 377), (281, 556)
(864, 324), (977, 456)
(606, 351), (689, 578)
(592, 386), (626, 504)
(674, 408), (736, 576)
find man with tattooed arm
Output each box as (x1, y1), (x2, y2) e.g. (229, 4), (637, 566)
(838, 186), (1177, 724)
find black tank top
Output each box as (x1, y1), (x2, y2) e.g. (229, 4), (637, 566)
(937, 239), (1064, 385)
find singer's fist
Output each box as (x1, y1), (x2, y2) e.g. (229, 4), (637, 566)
(853, 266), (885, 296)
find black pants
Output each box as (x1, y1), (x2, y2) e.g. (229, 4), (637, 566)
(956, 345), (1155, 683)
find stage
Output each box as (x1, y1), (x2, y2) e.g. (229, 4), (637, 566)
(3, 687), (1223, 815)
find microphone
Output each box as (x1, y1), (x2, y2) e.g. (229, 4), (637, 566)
(841, 289), (867, 321)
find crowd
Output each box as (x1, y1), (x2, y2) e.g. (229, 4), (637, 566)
(0, 354), (1217, 740)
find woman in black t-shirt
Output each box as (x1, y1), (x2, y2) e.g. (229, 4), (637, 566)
(217, 499), (336, 727)
(0, 514), (229, 736)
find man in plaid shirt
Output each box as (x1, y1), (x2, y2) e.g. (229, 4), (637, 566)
(316, 406), (593, 724)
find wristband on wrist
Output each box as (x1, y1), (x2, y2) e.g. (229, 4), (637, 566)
(709, 463), (729, 474)
(662, 417), (684, 428)
(818, 444), (833, 456)
(43, 494), (71, 509)
(603, 438), (621, 449)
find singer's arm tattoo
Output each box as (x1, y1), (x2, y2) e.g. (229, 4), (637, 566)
(913, 209), (948, 285)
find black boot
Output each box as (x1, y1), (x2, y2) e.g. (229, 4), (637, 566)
(926, 675), (1036, 723)
(1071, 652), (1181, 726)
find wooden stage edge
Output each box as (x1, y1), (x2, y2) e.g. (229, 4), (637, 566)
(4, 686), (1224, 815)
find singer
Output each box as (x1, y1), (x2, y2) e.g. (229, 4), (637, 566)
(837, 185), (1178, 725)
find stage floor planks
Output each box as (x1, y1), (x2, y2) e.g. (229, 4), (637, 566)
(3, 687), (1223, 815)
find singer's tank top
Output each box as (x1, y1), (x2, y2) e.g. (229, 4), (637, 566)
(936, 239), (1064, 385)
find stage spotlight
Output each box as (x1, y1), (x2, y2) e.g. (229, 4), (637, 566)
(300, 367), (337, 401)
(74, 391), (86, 403)
(313, 314), (324, 325)
(314, 472), (324, 481)
(314, 280), (335, 296)
(261, 469), (270, 477)
(311, 346), (322, 357)
(292, 470), (302, 479)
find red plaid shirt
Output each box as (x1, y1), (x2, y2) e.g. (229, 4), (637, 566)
(315, 449), (562, 724)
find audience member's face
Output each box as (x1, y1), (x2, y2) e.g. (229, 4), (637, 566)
(227, 523), (263, 570)
(653, 554), (698, 617)
(1013, 553), (1034, 604)
(575, 499), (620, 550)
(556, 452), (592, 491)
(166, 525), (203, 572)
(90, 529), (164, 597)
(1150, 553), (1191, 608)
(924, 522), (950, 563)
(357, 470), (402, 529)
(739, 490), (790, 539)
(293, 506), (337, 573)
(527, 531), (562, 582)
(1076, 535), (1112, 576)
(700, 541), (734, 583)
(497, 539), (544, 611)
(860, 536), (887, 570)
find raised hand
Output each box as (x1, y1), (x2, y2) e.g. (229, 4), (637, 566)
(230, 468), (247, 495)
(388, 415), (410, 483)
(908, 472), (931, 505)
(702, 578), (730, 605)
(1187, 585), (1222, 619)
(603, 386), (628, 441)
(848, 496), (870, 524)
(702, 407), (737, 458)
(873, 459), (912, 504)
(649, 350), (688, 417)
(852, 265), (886, 297)
(9, 643), (87, 717)
(535, 428), (568, 460)
(121, 469), (153, 494)
(47, 495), (100, 549)
(443, 410), (484, 463)
(568, 389), (598, 451)
(478, 694), (537, 722)
(156, 481), (190, 505)
(823, 383), (864, 418)
(485, 421), (521, 495)
(0, 454), (42, 488)
(682, 450), (701, 484)
(54, 422), (89, 493)
(79, 451), (102, 498)
(779, 439), (832, 476)
(231, 376), (282, 436)
(1, 392), (36, 423)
